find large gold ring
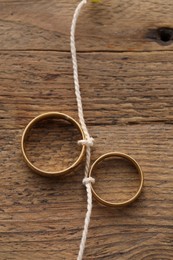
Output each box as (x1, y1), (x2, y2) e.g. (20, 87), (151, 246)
(21, 112), (86, 177)
(89, 152), (144, 207)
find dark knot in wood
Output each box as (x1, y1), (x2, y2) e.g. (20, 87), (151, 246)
(146, 27), (173, 45)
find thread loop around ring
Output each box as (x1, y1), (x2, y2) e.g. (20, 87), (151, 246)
(78, 137), (94, 147)
(83, 177), (95, 186)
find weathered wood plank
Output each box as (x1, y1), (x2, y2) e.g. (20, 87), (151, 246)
(0, 0), (173, 51)
(1, 51), (173, 128)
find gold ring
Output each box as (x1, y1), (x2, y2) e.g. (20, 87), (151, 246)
(21, 112), (86, 177)
(89, 152), (144, 207)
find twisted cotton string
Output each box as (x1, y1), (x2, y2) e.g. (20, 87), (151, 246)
(70, 0), (94, 259)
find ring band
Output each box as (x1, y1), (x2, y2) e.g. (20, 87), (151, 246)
(21, 112), (86, 177)
(89, 152), (144, 207)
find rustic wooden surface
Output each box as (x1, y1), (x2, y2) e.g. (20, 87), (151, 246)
(1, 0), (173, 259)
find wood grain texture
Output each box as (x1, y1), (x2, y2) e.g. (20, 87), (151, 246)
(0, 0), (173, 259)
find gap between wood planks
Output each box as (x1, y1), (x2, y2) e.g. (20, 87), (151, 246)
(1, 49), (173, 53)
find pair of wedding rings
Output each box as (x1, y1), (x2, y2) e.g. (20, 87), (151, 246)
(21, 112), (144, 207)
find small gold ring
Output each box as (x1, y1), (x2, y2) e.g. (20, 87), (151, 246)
(89, 152), (144, 207)
(21, 112), (86, 177)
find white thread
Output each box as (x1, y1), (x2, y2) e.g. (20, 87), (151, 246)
(83, 177), (95, 185)
(70, 1), (94, 260)
(78, 137), (94, 147)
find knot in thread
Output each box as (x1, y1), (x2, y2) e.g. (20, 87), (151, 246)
(82, 177), (95, 186)
(78, 137), (94, 147)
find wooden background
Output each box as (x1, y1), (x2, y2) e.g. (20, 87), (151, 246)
(1, 0), (173, 259)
